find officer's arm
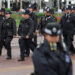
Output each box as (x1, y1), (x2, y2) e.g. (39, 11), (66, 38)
(67, 60), (73, 75)
(27, 19), (34, 36)
(18, 21), (22, 36)
(32, 14), (38, 31)
(12, 19), (16, 36)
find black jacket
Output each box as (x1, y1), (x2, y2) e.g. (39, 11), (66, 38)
(2, 17), (16, 38)
(18, 18), (34, 38)
(0, 15), (5, 39)
(32, 40), (72, 75)
(30, 12), (38, 32)
(60, 13), (75, 34)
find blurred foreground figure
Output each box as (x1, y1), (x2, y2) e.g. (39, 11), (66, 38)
(32, 22), (72, 75)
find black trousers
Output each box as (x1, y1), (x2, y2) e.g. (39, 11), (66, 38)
(63, 33), (75, 52)
(33, 35), (37, 47)
(0, 37), (12, 57)
(19, 38), (35, 59)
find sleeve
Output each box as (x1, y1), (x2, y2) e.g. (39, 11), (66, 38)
(27, 19), (34, 36)
(66, 59), (73, 75)
(12, 19), (17, 35)
(18, 20), (22, 36)
(32, 48), (58, 75)
(33, 15), (38, 31)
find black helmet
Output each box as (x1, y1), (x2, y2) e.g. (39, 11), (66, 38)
(28, 4), (33, 9)
(65, 5), (71, 10)
(5, 11), (12, 14)
(46, 8), (54, 14)
(71, 6), (75, 10)
(22, 9), (30, 15)
(44, 7), (49, 11)
(44, 22), (62, 36)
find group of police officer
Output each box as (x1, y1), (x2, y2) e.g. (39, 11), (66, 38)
(0, 4), (74, 75)
(0, 4), (38, 61)
(60, 5), (75, 54)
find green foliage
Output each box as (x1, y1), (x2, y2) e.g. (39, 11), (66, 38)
(5, 8), (11, 11)
(12, 12), (22, 27)
(36, 13), (45, 19)
(11, 11), (63, 27)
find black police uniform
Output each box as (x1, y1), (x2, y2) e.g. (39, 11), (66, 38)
(32, 22), (72, 75)
(1, 12), (16, 59)
(30, 12), (38, 46)
(18, 17), (34, 60)
(40, 8), (57, 34)
(60, 8), (75, 53)
(0, 10), (5, 55)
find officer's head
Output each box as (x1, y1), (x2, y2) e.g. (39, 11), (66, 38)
(43, 7), (49, 14)
(0, 9), (5, 15)
(43, 22), (62, 43)
(28, 4), (33, 13)
(22, 9), (30, 19)
(46, 8), (54, 16)
(65, 5), (72, 14)
(71, 6), (75, 13)
(5, 11), (12, 19)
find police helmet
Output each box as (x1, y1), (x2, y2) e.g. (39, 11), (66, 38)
(22, 9), (30, 15)
(28, 4), (33, 9)
(44, 7), (49, 11)
(0, 9), (4, 12)
(46, 8), (54, 14)
(65, 5), (71, 10)
(5, 11), (12, 14)
(71, 6), (75, 10)
(44, 22), (62, 36)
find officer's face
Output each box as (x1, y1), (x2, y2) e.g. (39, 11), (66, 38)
(28, 8), (33, 12)
(65, 10), (71, 14)
(45, 34), (59, 43)
(24, 14), (30, 19)
(72, 10), (75, 13)
(0, 12), (2, 15)
(5, 14), (11, 19)
(46, 13), (51, 16)
(44, 11), (47, 14)
(0, 12), (4, 15)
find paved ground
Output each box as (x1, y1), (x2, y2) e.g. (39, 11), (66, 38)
(0, 37), (75, 75)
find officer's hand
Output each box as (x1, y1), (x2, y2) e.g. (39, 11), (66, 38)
(13, 35), (16, 38)
(34, 30), (38, 35)
(26, 36), (29, 39)
(18, 36), (22, 39)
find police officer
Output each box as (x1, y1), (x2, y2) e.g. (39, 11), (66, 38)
(28, 4), (38, 47)
(71, 6), (75, 14)
(1, 11), (16, 59)
(18, 9), (34, 61)
(0, 9), (5, 56)
(32, 22), (72, 75)
(60, 5), (75, 53)
(40, 7), (57, 34)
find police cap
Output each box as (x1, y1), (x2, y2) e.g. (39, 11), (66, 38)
(28, 4), (33, 9)
(71, 6), (75, 10)
(5, 11), (12, 14)
(44, 7), (49, 11)
(23, 9), (30, 15)
(47, 8), (54, 14)
(65, 5), (71, 10)
(44, 22), (62, 36)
